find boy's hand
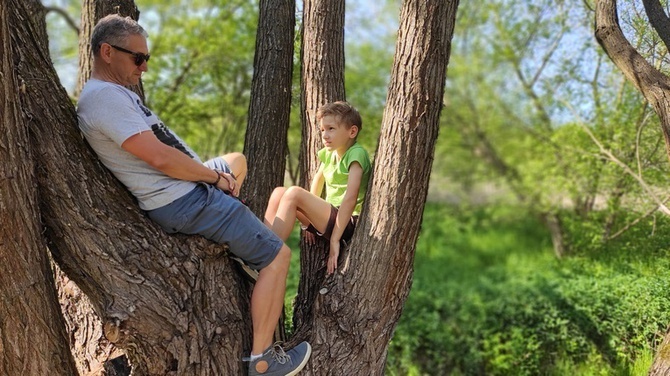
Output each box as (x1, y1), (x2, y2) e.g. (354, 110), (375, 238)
(327, 240), (340, 275)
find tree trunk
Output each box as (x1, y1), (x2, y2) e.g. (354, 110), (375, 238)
(0, 2), (79, 374)
(7, 0), (255, 373)
(54, 264), (127, 375)
(298, 0), (346, 187)
(76, 0), (142, 99)
(542, 212), (566, 259)
(595, 0), (670, 161)
(595, 1), (670, 373)
(642, 0), (670, 51)
(651, 327), (670, 375)
(61, 2), (143, 374)
(303, 1), (460, 374)
(243, 0), (296, 218)
(292, 0), (346, 339)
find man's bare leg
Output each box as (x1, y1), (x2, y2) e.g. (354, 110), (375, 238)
(222, 152), (247, 188)
(250, 243), (291, 354)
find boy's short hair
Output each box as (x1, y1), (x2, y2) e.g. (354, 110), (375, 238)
(316, 101), (363, 132)
(91, 14), (148, 56)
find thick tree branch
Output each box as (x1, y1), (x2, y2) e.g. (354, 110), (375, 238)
(642, 0), (670, 51)
(596, 0), (670, 162)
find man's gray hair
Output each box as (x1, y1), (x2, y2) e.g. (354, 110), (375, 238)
(91, 14), (148, 56)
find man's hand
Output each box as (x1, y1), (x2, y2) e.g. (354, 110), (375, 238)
(327, 240), (340, 275)
(215, 170), (239, 196)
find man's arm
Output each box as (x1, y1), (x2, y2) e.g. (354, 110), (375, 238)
(122, 131), (236, 193)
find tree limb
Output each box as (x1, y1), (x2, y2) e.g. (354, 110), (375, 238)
(642, 0), (670, 51)
(44, 6), (80, 35)
(596, 0), (670, 163)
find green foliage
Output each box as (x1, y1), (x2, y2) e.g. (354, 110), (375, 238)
(140, 0), (259, 159)
(386, 203), (670, 375)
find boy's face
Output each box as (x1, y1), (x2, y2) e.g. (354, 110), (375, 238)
(319, 115), (357, 152)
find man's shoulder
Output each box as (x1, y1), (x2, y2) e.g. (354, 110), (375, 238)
(79, 79), (135, 104)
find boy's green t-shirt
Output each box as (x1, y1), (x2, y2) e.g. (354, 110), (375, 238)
(317, 142), (372, 216)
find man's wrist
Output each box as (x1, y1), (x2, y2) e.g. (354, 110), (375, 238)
(210, 170), (222, 186)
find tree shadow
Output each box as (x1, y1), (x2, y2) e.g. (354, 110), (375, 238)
(536, 277), (618, 368)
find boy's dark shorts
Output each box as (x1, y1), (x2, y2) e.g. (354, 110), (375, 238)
(305, 205), (358, 243)
(147, 184), (283, 270)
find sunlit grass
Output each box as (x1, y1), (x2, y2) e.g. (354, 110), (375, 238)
(387, 203), (670, 375)
(279, 202), (670, 374)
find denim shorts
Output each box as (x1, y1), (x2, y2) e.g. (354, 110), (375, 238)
(147, 183), (283, 270)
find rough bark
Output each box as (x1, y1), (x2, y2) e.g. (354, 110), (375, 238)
(651, 328), (670, 376)
(243, 0), (296, 218)
(0, 1), (79, 374)
(642, 0), (670, 51)
(595, 0), (670, 161)
(303, 1), (460, 374)
(292, 0), (346, 340)
(76, 0), (142, 99)
(54, 264), (127, 375)
(60, 2), (143, 374)
(595, 1), (670, 373)
(7, 0), (255, 374)
(298, 0), (346, 187)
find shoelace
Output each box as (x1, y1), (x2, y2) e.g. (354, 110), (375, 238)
(269, 342), (291, 365)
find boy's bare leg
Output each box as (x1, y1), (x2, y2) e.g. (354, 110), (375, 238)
(264, 187), (287, 227)
(251, 244), (291, 355)
(271, 186), (332, 241)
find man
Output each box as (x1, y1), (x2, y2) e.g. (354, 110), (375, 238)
(77, 14), (310, 376)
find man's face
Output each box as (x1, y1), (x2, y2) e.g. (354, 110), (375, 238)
(107, 34), (149, 86)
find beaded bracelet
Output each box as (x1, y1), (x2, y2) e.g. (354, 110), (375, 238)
(211, 170), (222, 186)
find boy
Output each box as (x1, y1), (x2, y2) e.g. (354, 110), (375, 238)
(264, 101), (372, 274)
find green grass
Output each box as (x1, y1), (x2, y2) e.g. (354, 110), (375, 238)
(282, 203), (670, 375)
(386, 203), (670, 375)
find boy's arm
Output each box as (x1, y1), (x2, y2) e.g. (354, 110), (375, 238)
(310, 164), (325, 197)
(302, 164), (326, 245)
(327, 161), (363, 274)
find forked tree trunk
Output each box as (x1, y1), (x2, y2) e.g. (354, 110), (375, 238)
(0, 3), (78, 375)
(303, 1), (460, 374)
(7, 0), (254, 374)
(60, 2), (142, 374)
(595, 1), (670, 373)
(3, 0), (459, 374)
(292, 0), (346, 340)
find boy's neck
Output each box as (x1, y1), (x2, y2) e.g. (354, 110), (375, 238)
(335, 139), (357, 160)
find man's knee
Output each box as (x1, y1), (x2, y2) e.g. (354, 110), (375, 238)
(223, 152), (247, 176)
(265, 244), (291, 273)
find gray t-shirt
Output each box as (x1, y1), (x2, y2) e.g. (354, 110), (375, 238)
(77, 78), (199, 210)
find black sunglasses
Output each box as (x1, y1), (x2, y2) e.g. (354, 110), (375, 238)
(110, 44), (151, 66)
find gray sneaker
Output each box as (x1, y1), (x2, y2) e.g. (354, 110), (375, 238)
(246, 341), (311, 376)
